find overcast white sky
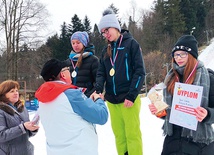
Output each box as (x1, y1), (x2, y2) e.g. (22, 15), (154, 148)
(42, 0), (155, 35)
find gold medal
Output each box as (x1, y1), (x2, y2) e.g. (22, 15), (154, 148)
(109, 68), (115, 76)
(71, 71), (77, 77)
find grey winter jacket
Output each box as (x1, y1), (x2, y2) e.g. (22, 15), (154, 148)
(0, 102), (37, 155)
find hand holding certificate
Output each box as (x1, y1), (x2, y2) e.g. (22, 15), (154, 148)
(169, 82), (203, 130)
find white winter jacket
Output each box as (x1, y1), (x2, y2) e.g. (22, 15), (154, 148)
(35, 81), (108, 155)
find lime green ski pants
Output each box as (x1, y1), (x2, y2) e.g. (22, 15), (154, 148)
(107, 95), (143, 155)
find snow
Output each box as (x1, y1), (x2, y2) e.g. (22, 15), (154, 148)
(198, 38), (214, 71)
(29, 38), (214, 155)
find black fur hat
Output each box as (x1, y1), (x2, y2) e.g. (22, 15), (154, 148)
(41, 59), (68, 81)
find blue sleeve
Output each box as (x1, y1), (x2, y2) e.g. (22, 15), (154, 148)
(64, 89), (108, 125)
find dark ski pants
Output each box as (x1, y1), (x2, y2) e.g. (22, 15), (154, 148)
(161, 130), (214, 155)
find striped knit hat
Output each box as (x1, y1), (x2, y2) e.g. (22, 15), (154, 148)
(70, 31), (89, 47)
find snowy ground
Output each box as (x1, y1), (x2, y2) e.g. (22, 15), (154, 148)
(29, 97), (164, 155)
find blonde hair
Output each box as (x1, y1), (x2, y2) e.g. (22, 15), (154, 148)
(76, 48), (85, 68)
(103, 40), (112, 59)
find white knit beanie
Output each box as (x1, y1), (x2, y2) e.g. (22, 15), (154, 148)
(98, 8), (121, 33)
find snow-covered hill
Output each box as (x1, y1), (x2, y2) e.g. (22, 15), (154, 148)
(198, 38), (214, 70)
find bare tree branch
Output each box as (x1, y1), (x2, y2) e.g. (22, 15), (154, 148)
(0, 0), (49, 79)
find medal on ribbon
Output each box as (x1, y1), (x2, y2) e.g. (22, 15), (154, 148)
(109, 35), (123, 77)
(109, 68), (115, 76)
(71, 70), (77, 77)
(70, 60), (78, 78)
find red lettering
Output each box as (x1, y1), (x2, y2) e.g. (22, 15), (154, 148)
(177, 90), (198, 99)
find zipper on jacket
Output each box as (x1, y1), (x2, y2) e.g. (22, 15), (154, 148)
(125, 53), (130, 81)
(113, 76), (116, 95)
(112, 42), (117, 95)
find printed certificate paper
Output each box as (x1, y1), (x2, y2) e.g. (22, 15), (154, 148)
(169, 82), (203, 130)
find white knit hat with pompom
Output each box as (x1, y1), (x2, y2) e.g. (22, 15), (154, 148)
(98, 8), (121, 33)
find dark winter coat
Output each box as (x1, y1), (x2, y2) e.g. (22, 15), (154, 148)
(0, 102), (37, 155)
(161, 125), (214, 155)
(65, 44), (99, 97)
(203, 68), (214, 123)
(95, 29), (146, 103)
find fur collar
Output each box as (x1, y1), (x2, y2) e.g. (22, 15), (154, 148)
(0, 102), (16, 115)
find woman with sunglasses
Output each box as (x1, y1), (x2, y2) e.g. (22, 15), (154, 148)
(95, 8), (146, 155)
(149, 35), (214, 155)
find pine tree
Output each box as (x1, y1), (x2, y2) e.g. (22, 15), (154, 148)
(46, 34), (61, 59)
(91, 24), (106, 58)
(180, 0), (208, 36)
(164, 0), (186, 37)
(68, 14), (84, 36)
(59, 22), (71, 60)
(83, 15), (92, 34)
(206, 0), (214, 30)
